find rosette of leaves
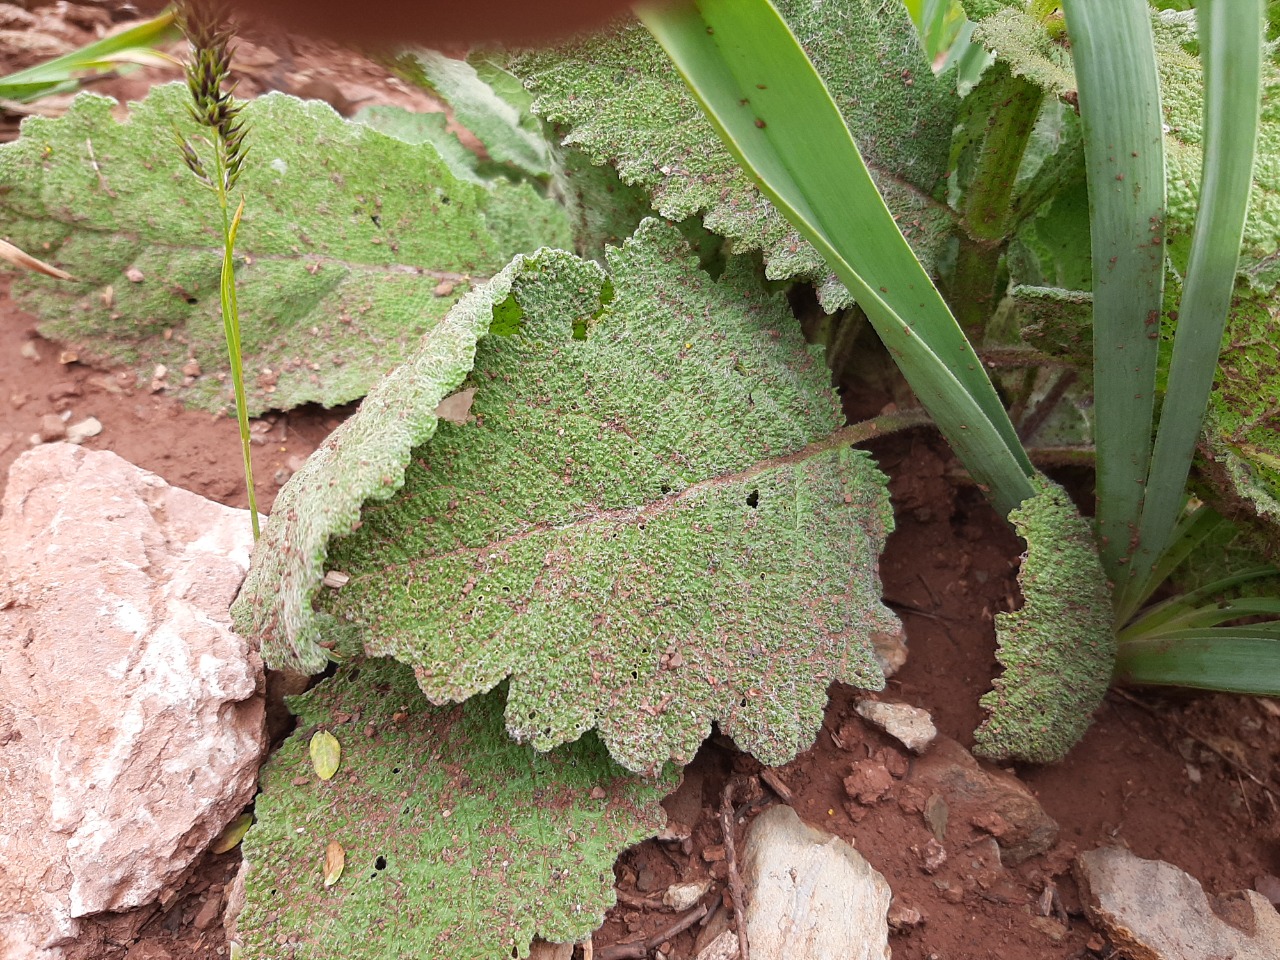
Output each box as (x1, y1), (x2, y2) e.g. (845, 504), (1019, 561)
(243, 218), (900, 773)
(236, 657), (675, 959)
(0, 83), (570, 414)
(512, 0), (958, 311)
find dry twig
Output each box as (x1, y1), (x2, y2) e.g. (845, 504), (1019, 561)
(720, 778), (751, 960)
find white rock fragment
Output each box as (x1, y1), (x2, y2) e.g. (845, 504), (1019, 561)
(1076, 847), (1280, 960)
(64, 417), (102, 444)
(855, 699), (937, 753)
(0, 444), (266, 959)
(742, 804), (892, 960)
(695, 930), (740, 960)
(663, 879), (712, 911)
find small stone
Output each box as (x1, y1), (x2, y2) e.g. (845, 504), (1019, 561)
(1028, 916), (1068, 942)
(65, 417), (103, 444)
(37, 413), (66, 442)
(907, 737), (1057, 865)
(887, 900), (924, 930)
(855, 699), (937, 753)
(434, 279), (456, 297)
(843, 758), (894, 805)
(1077, 847), (1280, 960)
(126, 266), (145, 282)
(527, 940), (573, 960)
(48, 380), (81, 400)
(742, 805), (891, 960)
(193, 895), (222, 931)
(923, 793), (948, 842)
(702, 844), (726, 863)
(1255, 874), (1280, 906)
(589, 786), (607, 800)
(694, 929), (739, 960)
(58, 350), (78, 365)
(918, 838), (947, 874)
(662, 879), (711, 911)
(19, 340), (40, 361)
(183, 358), (202, 377)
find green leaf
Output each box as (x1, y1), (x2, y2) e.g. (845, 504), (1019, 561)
(315, 219), (899, 773)
(637, 0), (1035, 518)
(975, 478), (1115, 764)
(1116, 631), (1280, 695)
(393, 50), (552, 179)
(1128, 1), (1266, 602)
(231, 248), (510, 674)
(1154, 12), (1280, 278)
(514, 2), (958, 312)
(309, 730), (342, 780)
(0, 12), (179, 103)
(1062, 0), (1167, 582)
(352, 105), (488, 184)
(0, 84), (571, 415)
(970, 6), (1075, 98)
(237, 659), (674, 959)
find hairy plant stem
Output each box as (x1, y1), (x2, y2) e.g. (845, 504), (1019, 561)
(948, 64), (1044, 337)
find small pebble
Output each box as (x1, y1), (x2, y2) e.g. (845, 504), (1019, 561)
(66, 417), (102, 444)
(38, 413), (66, 442)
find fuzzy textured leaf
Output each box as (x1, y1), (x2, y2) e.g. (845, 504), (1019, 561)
(0, 84), (570, 414)
(971, 7), (1075, 97)
(237, 658), (674, 959)
(1202, 288), (1280, 555)
(318, 219), (899, 773)
(231, 250), (525, 674)
(1153, 12), (1280, 277)
(975, 478), (1115, 764)
(514, 1), (957, 311)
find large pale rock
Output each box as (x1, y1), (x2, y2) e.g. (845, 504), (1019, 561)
(0, 444), (266, 958)
(741, 804), (891, 960)
(906, 736), (1057, 865)
(1076, 847), (1280, 960)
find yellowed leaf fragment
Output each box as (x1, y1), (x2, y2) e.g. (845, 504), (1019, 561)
(309, 730), (341, 780)
(211, 812), (254, 854)
(323, 839), (345, 887)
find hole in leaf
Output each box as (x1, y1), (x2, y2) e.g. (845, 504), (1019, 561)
(348, 668), (361, 683)
(391, 766), (400, 774)
(185, 296), (198, 305)
(375, 856), (387, 870)
(740, 698), (748, 707)
(490, 292), (525, 336)
(660, 484), (671, 495)
(631, 670), (639, 680)
(746, 490), (759, 508)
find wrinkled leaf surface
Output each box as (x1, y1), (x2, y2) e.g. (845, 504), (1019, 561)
(317, 219), (899, 772)
(514, 1), (957, 311)
(238, 658), (673, 959)
(0, 84), (569, 414)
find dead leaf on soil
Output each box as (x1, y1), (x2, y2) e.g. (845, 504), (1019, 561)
(309, 730), (341, 780)
(323, 839), (345, 887)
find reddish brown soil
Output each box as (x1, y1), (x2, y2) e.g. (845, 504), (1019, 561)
(2, 7), (1278, 960)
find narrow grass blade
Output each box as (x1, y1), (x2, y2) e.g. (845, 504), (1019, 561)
(1116, 632), (1280, 695)
(1120, 564), (1280, 640)
(1061, 0), (1166, 580)
(1114, 503), (1226, 623)
(637, 0), (1035, 517)
(0, 12), (178, 103)
(1128, 0), (1265, 604)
